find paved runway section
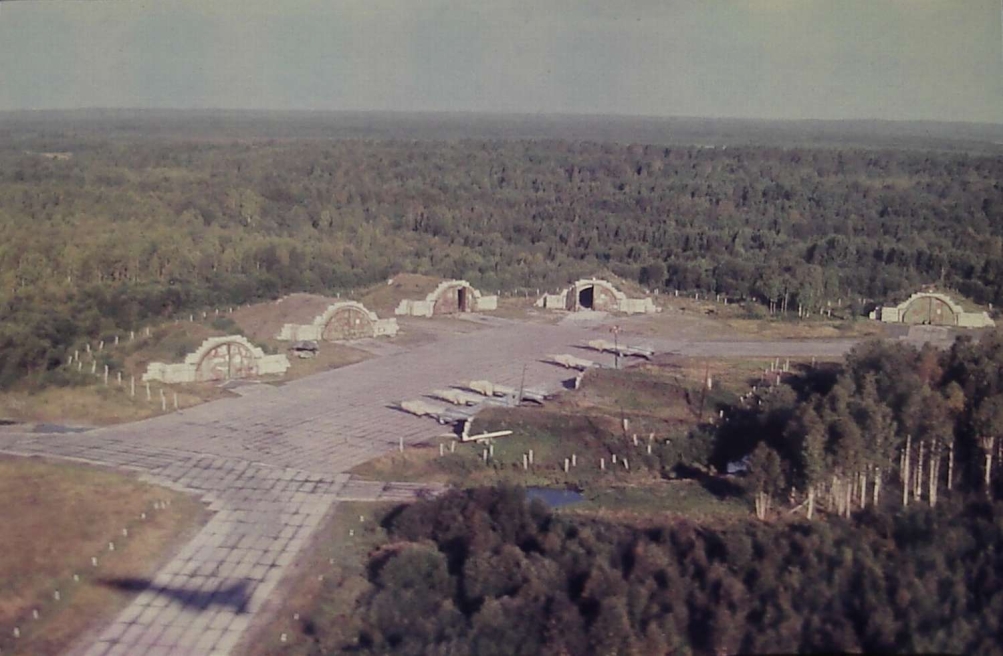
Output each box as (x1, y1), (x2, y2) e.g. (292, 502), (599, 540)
(93, 321), (612, 473)
(0, 318), (863, 655)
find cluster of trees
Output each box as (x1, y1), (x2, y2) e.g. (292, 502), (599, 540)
(2, 134), (1002, 388)
(344, 486), (1003, 655)
(4, 140), (1002, 303)
(720, 334), (1003, 521)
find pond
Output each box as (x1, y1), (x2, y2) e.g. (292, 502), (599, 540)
(525, 487), (584, 508)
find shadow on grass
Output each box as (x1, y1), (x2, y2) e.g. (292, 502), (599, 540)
(675, 464), (746, 499)
(98, 577), (255, 614)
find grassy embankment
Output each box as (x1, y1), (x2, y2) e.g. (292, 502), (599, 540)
(0, 309), (371, 426)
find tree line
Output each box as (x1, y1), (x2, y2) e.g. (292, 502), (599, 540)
(1, 136), (1002, 388)
(339, 486), (1003, 655)
(700, 333), (1003, 527)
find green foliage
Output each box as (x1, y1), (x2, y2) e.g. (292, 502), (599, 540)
(1, 137), (1001, 388)
(739, 301), (770, 320)
(208, 316), (240, 333)
(348, 488), (1003, 655)
(663, 426), (716, 472)
(730, 332), (1003, 503)
(638, 261), (666, 289)
(365, 543), (464, 653)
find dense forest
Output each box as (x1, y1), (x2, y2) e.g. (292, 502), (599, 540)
(2, 118), (1002, 387)
(345, 486), (1003, 655)
(715, 333), (1003, 521)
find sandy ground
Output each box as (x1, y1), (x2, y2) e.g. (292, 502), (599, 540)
(231, 293), (336, 343)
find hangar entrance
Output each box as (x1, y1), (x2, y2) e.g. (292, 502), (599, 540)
(196, 340), (256, 382)
(578, 286), (595, 310)
(902, 295), (956, 326)
(457, 287), (468, 312)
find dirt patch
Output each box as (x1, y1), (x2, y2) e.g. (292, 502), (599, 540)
(386, 315), (488, 349)
(357, 273), (445, 316)
(231, 293), (336, 343)
(621, 297), (886, 341)
(490, 297), (562, 323)
(0, 456), (207, 656)
(276, 343), (373, 381)
(616, 305), (742, 341)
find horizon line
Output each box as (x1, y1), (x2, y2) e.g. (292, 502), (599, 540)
(1, 107), (1001, 129)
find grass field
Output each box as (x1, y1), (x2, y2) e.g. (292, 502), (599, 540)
(572, 481), (749, 523)
(0, 456), (207, 656)
(351, 357), (772, 520)
(722, 316), (885, 340)
(270, 342), (373, 382)
(0, 380), (234, 427)
(623, 296), (887, 341)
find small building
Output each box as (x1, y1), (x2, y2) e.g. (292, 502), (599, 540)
(278, 301), (398, 341)
(395, 279), (498, 317)
(143, 335), (291, 384)
(869, 291), (994, 328)
(536, 278), (658, 314)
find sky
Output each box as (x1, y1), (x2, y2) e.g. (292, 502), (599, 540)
(0, 0), (1000, 123)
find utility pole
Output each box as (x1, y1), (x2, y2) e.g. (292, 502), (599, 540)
(610, 324), (621, 370)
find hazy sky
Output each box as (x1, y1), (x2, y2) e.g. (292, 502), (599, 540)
(0, 0), (1000, 122)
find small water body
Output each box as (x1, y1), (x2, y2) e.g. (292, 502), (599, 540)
(525, 487), (584, 508)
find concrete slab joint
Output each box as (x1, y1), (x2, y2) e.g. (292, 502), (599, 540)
(395, 279), (497, 317)
(143, 335), (291, 384)
(535, 278), (659, 314)
(277, 301), (399, 341)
